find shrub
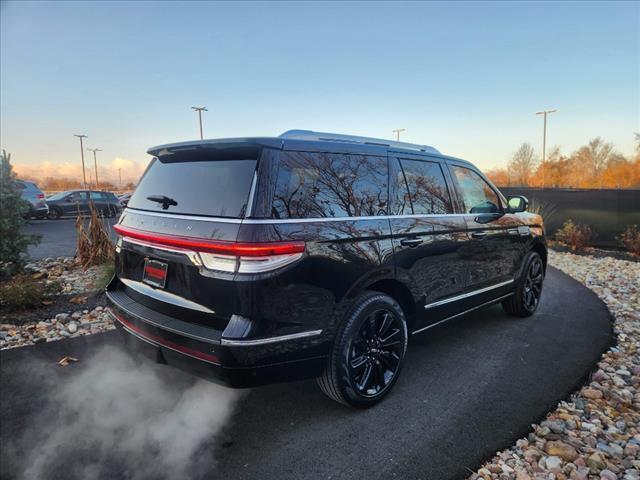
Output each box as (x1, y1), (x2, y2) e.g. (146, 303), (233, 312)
(0, 150), (41, 278)
(76, 202), (115, 269)
(617, 224), (640, 256)
(555, 219), (592, 252)
(0, 274), (60, 311)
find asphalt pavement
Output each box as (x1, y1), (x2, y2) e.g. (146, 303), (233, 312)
(21, 217), (119, 260)
(0, 268), (613, 480)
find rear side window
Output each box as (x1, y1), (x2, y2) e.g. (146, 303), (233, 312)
(451, 166), (500, 214)
(395, 159), (452, 215)
(270, 151), (388, 219)
(128, 156), (257, 217)
(90, 192), (102, 200)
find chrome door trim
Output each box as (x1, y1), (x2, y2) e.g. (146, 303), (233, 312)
(413, 292), (514, 335)
(424, 279), (514, 310)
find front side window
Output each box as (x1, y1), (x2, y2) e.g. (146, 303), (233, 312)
(67, 192), (86, 202)
(270, 152), (388, 219)
(451, 166), (500, 214)
(90, 192), (102, 200)
(397, 159), (452, 215)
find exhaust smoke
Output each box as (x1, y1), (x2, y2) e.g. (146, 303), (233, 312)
(8, 345), (242, 480)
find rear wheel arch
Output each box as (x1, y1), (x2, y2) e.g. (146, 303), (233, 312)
(366, 279), (417, 333)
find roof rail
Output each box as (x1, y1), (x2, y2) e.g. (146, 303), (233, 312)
(279, 130), (440, 154)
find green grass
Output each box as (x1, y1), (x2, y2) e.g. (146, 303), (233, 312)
(95, 262), (115, 291)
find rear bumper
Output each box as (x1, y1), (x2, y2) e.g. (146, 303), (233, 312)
(28, 204), (49, 216)
(106, 288), (329, 388)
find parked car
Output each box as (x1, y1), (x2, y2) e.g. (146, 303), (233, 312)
(106, 130), (547, 407)
(118, 193), (132, 208)
(46, 190), (121, 219)
(15, 179), (48, 219)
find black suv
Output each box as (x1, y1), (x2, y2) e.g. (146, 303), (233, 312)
(106, 130), (546, 407)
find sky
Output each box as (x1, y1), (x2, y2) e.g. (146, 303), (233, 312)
(1, 1), (638, 183)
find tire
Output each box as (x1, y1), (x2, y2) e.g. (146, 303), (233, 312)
(502, 251), (545, 317)
(317, 291), (408, 408)
(48, 207), (62, 220)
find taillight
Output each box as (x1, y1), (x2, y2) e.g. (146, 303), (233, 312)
(113, 224), (305, 274)
(37, 194), (45, 199)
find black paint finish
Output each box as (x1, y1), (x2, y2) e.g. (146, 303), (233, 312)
(106, 137), (547, 390)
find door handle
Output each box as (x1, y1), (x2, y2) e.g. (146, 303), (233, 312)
(471, 231), (487, 239)
(400, 238), (423, 247)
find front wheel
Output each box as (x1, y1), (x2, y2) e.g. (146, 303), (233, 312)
(317, 292), (408, 408)
(502, 251), (545, 317)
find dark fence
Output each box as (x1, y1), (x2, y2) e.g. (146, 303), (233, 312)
(500, 187), (640, 248)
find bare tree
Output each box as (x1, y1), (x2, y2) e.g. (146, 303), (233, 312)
(575, 137), (614, 188)
(509, 143), (537, 186)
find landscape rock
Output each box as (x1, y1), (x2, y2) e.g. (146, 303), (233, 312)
(469, 251), (640, 479)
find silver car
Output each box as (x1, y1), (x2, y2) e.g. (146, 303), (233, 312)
(16, 179), (49, 219)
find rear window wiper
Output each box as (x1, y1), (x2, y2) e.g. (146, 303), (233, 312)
(147, 195), (178, 210)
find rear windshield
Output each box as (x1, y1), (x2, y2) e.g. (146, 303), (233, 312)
(128, 156), (257, 217)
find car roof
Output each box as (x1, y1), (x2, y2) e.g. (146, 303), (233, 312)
(146, 130), (476, 167)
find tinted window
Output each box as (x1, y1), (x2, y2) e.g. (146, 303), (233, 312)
(451, 166), (500, 214)
(90, 192), (102, 200)
(270, 151), (388, 219)
(15, 182), (26, 190)
(396, 159), (452, 215)
(128, 157), (257, 217)
(67, 192), (87, 202)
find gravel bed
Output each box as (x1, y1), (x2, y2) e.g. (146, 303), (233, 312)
(470, 251), (640, 480)
(0, 306), (115, 350)
(1, 257), (115, 349)
(24, 256), (105, 295)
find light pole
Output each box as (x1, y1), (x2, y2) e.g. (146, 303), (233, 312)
(535, 109), (557, 188)
(191, 106), (207, 139)
(392, 128), (406, 141)
(87, 148), (102, 189)
(119, 168), (122, 190)
(74, 134), (88, 189)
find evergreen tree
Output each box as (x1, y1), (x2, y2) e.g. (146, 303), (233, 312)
(0, 149), (40, 278)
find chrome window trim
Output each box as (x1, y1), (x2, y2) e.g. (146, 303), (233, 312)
(413, 292), (514, 335)
(123, 208), (475, 224)
(220, 329), (323, 346)
(424, 279), (514, 310)
(124, 208), (244, 223)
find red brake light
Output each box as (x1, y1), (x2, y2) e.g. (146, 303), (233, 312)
(37, 194), (45, 198)
(113, 224), (305, 257)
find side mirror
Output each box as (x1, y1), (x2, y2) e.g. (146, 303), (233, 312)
(507, 195), (528, 213)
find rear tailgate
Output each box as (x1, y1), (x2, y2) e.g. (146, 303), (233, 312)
(110, 145), (260, 332)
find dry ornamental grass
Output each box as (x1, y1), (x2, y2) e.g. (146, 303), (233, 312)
(75, 202), (115, 269)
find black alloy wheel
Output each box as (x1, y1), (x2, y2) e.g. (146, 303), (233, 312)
(349, 309), (405, 397)
(523, 255), (544, 311)
(317, 292), (408, 407)
(502, 251), (545, 317)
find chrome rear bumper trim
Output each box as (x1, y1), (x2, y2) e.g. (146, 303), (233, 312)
(220, 329), (323, 346)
